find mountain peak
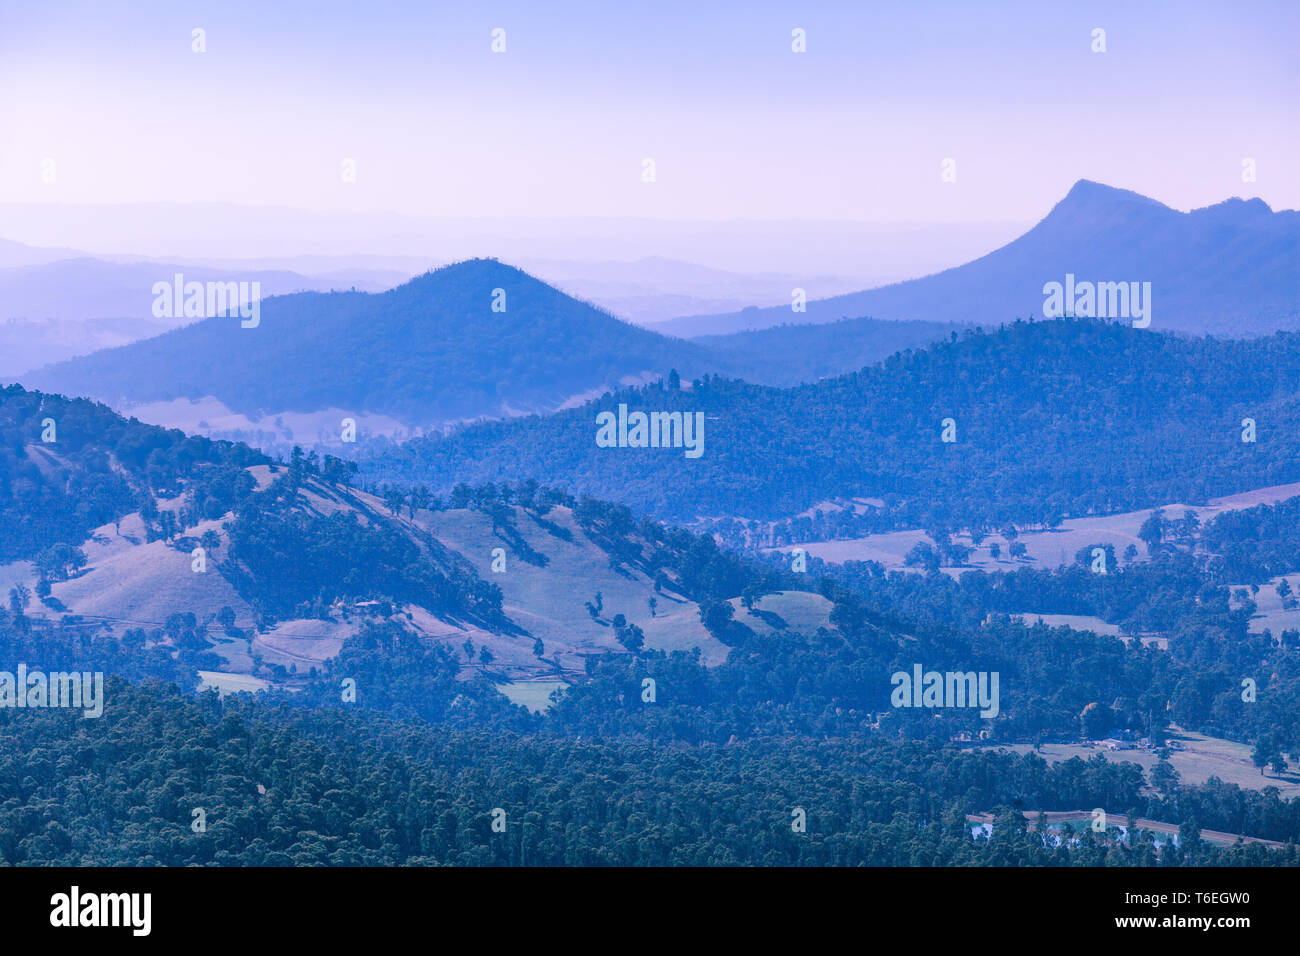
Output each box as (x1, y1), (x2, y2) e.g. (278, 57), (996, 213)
(395, 257), (532, 293)
(1057, 179), (1170, 212)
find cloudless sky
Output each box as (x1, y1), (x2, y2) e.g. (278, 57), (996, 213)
(0, 0), (1295, 221)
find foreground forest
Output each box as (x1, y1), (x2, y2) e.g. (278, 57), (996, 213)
(0, 671), (1294, 866)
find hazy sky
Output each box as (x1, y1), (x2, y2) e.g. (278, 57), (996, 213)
(1, 0), (1296, 222)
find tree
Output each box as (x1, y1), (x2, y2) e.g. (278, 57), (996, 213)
(1138, 509), (1165, 554)
(1080, 702), (1112, 739)
(1150, 759), (1179, 792)
(9, 584), (30, 616)
(698, 600), (735, 637)
(35, 542), (87, 581)
(614, 621), (645, 653)
(1253, 735), (1281, 776)
(383, 486), (407, 516)
(938, 540), (972, 567)
(904, 542), (941, 573)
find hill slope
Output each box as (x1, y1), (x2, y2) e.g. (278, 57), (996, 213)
(362, 319), (1300, 528)
(661, 181), (1300, 338)
(0, 387), (827, 687)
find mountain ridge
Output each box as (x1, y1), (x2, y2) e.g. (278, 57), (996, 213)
(658, 180), (1299, 338)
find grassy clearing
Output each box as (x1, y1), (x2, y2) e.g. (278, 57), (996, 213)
(496, 679), (568, 713)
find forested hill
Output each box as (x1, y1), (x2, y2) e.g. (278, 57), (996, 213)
(26, 258), (717, 426)
(362, 318), (1300, 528)
(0, 384), (267, 562)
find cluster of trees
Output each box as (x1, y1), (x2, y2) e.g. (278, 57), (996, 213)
(1200, 496), (1300, 583)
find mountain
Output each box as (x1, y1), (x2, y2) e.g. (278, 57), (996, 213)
(659, 181), (1300, 338)
(24, 259), (719, 437)
(21, 258), (971, 444)
(0, 256), (403, 379)
(361, 319), (1300, 529)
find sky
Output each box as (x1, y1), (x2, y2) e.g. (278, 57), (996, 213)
(0, 0), (1296, 224)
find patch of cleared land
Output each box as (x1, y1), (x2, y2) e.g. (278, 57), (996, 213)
(421, 504), (731, 672)
(732, 590), (835, 635)
(121, 396), (414, 449)
(198, 670), (272, 695)
(990, 727), (1300, 796)
(1235, 572), (1300, 638)
(496, 679), (568, 713)
(52, 533), (253, 629)
(1015, 613), (1124, 636)
(771, 481), (1300, 573)
(1010, 613), (1167, 649)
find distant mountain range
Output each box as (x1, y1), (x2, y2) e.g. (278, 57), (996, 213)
(23, 258), (955, 441)
(659, 180), (1300, 338)
(18, 180), (1298, 444)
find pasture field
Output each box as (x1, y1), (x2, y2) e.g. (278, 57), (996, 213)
(990, 727), (1300, 796)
